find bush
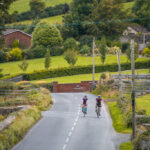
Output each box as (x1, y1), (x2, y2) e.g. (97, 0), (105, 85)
(79, 35), (93, 48)
(30, 46), (46, 58)
(22, 49), (34, 59)
(122, 42), (130, 53)
(142, 47), (150, 57)
(50, 46), (64, 56)
(12, 40), (20, 48)
(8, 48), (22, 61)
(23, 59), (150, 80)
(63, 38), (79, 51)
(80, 45), (91, 55)
(0, 50), (6, 63)
(101, 73), (106, 79)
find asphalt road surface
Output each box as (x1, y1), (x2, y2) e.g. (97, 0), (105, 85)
(12, 93), (130, 150)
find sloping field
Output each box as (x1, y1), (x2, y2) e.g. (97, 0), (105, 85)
(9, 0), (72, 13)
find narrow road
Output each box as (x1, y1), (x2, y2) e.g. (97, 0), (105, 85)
(12, 93), (129, 150)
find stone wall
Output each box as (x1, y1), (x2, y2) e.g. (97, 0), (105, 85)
(111, 74), (150, 79)
(4, 75), (24, 82)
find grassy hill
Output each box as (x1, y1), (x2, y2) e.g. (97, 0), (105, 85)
(7, 15), (63, 27)
(123, 1), (134, 10)
(9, 0), (72, 14)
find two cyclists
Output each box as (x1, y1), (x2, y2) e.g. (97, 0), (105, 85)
(81, 95), (102, 117)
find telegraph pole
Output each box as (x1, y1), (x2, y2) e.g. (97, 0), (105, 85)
(116, 49), (123, 102)
(131, 39), (136, 139)
(92, 37), (95, 90)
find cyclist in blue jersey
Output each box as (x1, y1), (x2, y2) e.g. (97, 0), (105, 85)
(82, 95), (88, 114)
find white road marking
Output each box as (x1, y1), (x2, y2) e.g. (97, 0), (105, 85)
(63, 144), (67, 150)
(71, 127), (74, 131)
(68, 131), (72, 137)
(66, 138), (69, 143)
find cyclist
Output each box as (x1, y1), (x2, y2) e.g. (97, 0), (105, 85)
(82, 95), (88, 114)
(95, 95), (102, 116)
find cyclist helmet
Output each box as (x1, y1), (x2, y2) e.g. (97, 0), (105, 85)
(98, 95), (101, 98)
(84, 95), (87, 98)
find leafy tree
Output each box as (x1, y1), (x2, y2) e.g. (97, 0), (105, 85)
(132, 0), (150, 30)
(12, 40), (20, 48)
(32, 21), (63, 48)
(26, 18), (40, 34)
(64, 38), (79, 51)
(0, 0), (17, 47)
(126, 43), (139, 62)
(18, 58), (29, 72)
(29, 0), (45, 18)
(142, 47), (150, 57)
(63, 0), (99, 38)
(98, 37), (107, 64)
(89, 0), (128, 38)
(44, 49), (51, 70)
(64, 50), (78, 66)
(80, 45), (91, 55)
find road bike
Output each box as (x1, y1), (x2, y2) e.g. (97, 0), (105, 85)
(96, 107), (101, 118)
(82, 105), (87, 117)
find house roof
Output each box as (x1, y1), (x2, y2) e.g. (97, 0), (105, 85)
(129, 25), (150, 34)
(2, 29), (32, 37)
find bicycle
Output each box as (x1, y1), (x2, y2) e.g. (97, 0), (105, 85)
(82, 105), (87, 117)
(96, 106), (101, 118)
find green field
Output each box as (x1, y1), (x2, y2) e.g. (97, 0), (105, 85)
(136, 94), (150, 115)
(32, 69), (150, 83)
(123, 1), (134, 10)
(7, 15), (63, 27)
(9, 0), (72, 14)
(0, 55), (149, 75)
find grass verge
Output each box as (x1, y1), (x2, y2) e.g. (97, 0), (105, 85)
(0, 88), (53, 150)
(120, 142), (132, 150)
(107, 101), (131, 133)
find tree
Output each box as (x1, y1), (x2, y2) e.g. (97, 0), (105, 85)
(80, 45), (91, 55)
(18, 58), (29, 72)
(26, 18), (40, 34)
(126, 43), (139, 62)
(12, 40), (20, 48)
(98, 37), (107, 64)
(29, 0), (45, 18)
(44, 49), (51, 70)
(32, 21), (63, 48)
(64, 38), (79, 51)
(64, 50), (78, 66)
(132, 0), (150, 30)
(0, 0), (17, 47)
(63, 0), (99, 38)
(89, 0), (128, 39)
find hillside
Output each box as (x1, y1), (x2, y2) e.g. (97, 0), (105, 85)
(9, 0), (72, 14)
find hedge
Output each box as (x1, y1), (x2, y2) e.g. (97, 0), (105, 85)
(1, 60), (150, 81)
(24, 60), (150, 80)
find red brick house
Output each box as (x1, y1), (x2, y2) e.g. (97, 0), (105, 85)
(2, 29), (32, 48)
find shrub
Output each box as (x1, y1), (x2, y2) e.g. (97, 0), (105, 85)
(50, 46), (64, 56)
(22, 49), (34, 59)
(142, 47), (150, 57)
(122, 42), (130, 53)
(80, 45), (91, 55)
(63, 38), (79, 51)
(18, 58), (29, 72)
(79, 35), (93, 48)
(0, 50), (6, 63)
(64, 50), (78, 66)
(101, 73), (106, 79)
(30, 46), (46, 58)
(8, 48), (22, 61)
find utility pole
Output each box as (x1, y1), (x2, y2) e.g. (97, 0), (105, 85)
(131, 39), (136, 140)
(116, 49), (123, 102)
(92, 37), (96, 90)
